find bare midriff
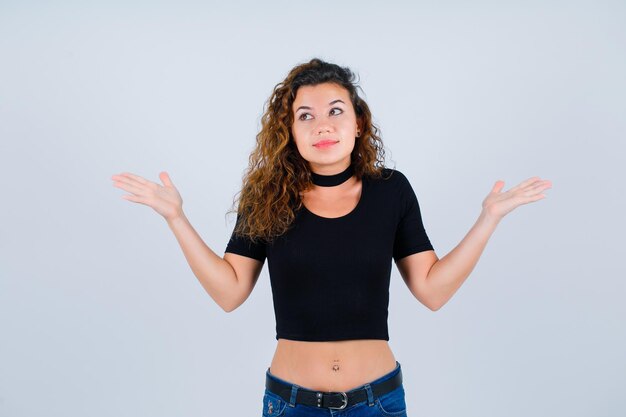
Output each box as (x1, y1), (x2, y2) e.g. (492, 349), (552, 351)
(268, 339), (397, 392)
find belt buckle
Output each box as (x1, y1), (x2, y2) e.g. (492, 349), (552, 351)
(328, 392), (348, 410)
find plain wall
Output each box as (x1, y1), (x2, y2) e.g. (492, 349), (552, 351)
(1, 1), (624, 416)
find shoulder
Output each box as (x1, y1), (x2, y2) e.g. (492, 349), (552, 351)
(367, 167), (411, 189)
(362, 168), (415, 209)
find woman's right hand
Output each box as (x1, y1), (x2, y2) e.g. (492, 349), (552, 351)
(111, 171), (184, 221)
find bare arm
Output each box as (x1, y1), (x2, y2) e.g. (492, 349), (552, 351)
(167, 213), (263, 312)
(397, 212), (498, 311)
(397, 176), (552, 311)
(112, 171), (263, 312)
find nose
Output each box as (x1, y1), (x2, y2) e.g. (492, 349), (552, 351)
(316, 121), (333, 135)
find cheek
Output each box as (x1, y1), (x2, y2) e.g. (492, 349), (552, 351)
(291, 126), (301, 145)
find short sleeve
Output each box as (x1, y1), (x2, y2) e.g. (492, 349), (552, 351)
(393, 173), (434, 261)
(224, 213), (267, 262)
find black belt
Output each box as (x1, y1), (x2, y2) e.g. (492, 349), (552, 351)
(265, 368), (402, 410)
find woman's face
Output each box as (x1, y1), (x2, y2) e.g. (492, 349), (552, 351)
(291, 82), (360, 175)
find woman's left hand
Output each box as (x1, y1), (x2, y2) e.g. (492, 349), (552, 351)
(481, 176), (552, 221)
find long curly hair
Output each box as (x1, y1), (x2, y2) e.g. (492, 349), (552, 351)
(230, 58), (388, 243)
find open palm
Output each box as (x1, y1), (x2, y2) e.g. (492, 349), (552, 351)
(111, 171), (183, 221)
(482, 176), (552, 220)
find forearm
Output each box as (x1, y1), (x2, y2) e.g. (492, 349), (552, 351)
(166, 213), (239, 311)
(426, 211), (500, 310)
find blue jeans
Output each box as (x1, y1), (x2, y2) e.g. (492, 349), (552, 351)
(262, 361), (407, 416)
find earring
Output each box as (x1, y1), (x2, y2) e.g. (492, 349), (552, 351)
(356, 130), (361, 137)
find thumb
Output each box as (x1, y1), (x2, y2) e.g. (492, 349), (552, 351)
(159, 171), (174, 187)
(491, 180), (505, 194)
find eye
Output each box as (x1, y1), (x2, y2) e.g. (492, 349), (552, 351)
(298, 113), (312, 121)
(330, 107), (344, 116)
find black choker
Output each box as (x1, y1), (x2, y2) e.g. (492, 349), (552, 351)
(310, 164), (354, 187)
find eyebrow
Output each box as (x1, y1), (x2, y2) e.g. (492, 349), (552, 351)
(295, 99), (346, 113)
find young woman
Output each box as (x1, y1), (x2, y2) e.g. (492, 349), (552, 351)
(111, 58), (551, 416)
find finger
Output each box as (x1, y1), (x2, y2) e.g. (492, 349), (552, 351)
(491, 180), (505, 194)
(510, 176), (541, 192)
(119, 172), (149, 185)
(111, 173), (150, 189)
(159, 171), (174, 187)
(112, 172), (155, 190)
(121, 194), (142, 203)
(522, 188), (544, 198)
(527, 193), (547, 202)
(113, 180), (144, 195)
(519, 180), (551, 197)
(521, 188), (549, 202)
(529, 180), (552, 192)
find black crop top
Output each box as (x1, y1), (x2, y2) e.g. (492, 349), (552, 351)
(224, 168), (434, 341)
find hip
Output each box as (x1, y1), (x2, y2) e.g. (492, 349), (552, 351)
(263, 360), (407, 416)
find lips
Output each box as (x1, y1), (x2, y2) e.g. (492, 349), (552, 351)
(313, 139), (339, 147)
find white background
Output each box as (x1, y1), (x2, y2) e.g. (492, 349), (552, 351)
(1, 1), (624, 416)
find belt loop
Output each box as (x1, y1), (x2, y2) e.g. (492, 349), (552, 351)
(364, 383), (375, 406)
(289, 385), (298, 407)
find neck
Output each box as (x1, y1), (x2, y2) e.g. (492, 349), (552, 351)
(310, 163), (354, 187)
